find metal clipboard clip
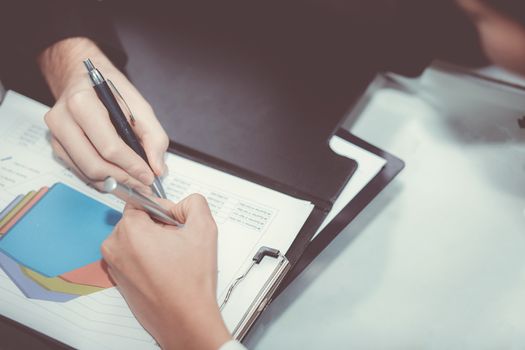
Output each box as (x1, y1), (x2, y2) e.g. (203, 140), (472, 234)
(219, 246), (290, 341)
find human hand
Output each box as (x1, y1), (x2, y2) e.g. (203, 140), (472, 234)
(456, 0), (525, 76)
(39, 37), (169, 192)
(102, 194), (232, 350)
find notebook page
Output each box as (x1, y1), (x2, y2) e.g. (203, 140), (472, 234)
(0, 91), (314, 349)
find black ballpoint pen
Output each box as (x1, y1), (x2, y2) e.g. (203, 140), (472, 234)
(83, 58), (167, 199)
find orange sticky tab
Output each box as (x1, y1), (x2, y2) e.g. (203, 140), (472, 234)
(0, 191), (36, 231)
(0, 187), (49, 235)
(22, 267), (103, 295)
(60, 260), (115, 288)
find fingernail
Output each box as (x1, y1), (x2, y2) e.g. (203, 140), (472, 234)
(139, 172), (153, 185)
(157, 154), (166, 174)
(162, 163), (169, 178)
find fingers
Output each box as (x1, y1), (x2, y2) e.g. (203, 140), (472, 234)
(120, 206), (154, 235)
(103, 195), (216, 275)
(50, 137), (91, 184)
(170, 194), (216, 229)
(46, 103), (150, 193)
(102, 207), (153, 268)
(129, 112), (169, 176)
(66, 90), (156, 185)
(129, 103), (169, 176)
(51, 137), (113, 191)
(46, 111), (108, 179)
(42, 56), (169, 192)
(120, 194), (215, 231)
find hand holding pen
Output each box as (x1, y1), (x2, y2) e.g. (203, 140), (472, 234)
(42, 39), (168, 195)
(104, 177), (178, 225)
(84, 58), (167, 198)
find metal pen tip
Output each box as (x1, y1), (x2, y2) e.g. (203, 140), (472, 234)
(83, 58), (95, 72)
(151, 177), (167, 199)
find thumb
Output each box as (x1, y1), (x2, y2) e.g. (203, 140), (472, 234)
(132, 106), (169, 176)
(170, 194), (214, 226)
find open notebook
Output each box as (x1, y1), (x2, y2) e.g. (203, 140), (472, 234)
(0, 91), (385, 348)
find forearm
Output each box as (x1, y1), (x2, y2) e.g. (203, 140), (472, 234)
(37, 37), (115, 98)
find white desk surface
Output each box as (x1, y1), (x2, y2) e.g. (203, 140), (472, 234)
(245, 66), (525, 349)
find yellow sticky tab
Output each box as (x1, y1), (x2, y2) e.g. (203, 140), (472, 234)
(0, 191), (36, 230)
(22, 267), (104, 296)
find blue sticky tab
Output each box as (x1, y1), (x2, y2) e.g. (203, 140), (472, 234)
(0, 183), (121, 277)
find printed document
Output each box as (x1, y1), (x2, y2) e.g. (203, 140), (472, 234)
(0, 91), (314, 349)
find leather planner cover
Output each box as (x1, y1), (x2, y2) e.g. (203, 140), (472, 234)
(114, 1), (379, 208)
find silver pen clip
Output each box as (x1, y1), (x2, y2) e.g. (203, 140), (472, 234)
(108, 79), (136, 126)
